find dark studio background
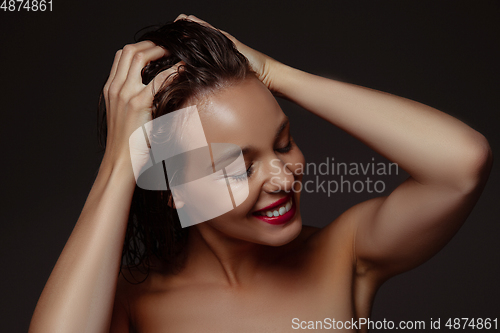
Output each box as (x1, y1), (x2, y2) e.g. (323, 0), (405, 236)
(1, 0), (498, 331)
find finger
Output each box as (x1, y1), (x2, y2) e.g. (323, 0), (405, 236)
(185, 14), (216, 29)
(174, 13), (188, 22)
(123, 45), (169, 91)
(174, 13), (216, 30)
(174, 14), (236, 43)
(105, 49), (123, 88)
(112, 40), (159, 89)
(103, 49), (123, 109)
(144, 61), (185, 98)
(184, 14), (236, 43)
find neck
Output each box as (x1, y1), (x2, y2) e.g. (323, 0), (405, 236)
(184, 224), (267, 287)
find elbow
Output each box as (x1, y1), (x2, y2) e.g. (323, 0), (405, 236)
(456, 131), (493, 193)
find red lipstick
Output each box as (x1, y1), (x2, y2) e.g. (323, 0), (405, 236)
(252, 193), (296, 225)
(253, 192), (292, 213)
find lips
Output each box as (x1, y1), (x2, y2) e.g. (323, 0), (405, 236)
(252, 193), (296, 225)
(253, 192), (293, 214)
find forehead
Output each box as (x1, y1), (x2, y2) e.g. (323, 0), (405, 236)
(196, 77), (285, 146)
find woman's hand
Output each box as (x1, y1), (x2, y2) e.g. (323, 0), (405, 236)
(30, 41), (184, 333)
(102, 41), (182, 168)
(175, 14), (285, 94)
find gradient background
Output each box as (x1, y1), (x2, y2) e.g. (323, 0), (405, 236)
(1, 1), (498, 331)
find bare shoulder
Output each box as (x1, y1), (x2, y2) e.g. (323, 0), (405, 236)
(110, 268), (143, 332)
(300, 198), (388, 315)
(114, 266), (147, 307)
(302, 197), (387, 262)
(116, 259), (173, 293)
(112, 263), (173, 331)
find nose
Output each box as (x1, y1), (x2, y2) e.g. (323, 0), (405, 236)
(262, 157), (295, 194)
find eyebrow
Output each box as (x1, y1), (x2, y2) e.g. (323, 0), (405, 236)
(239, 116), (289, 156)
(209, 116), (290, 170)
(210, 147), (243, 171)
(274, 116), (290, 142)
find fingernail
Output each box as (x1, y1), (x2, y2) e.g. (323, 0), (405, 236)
(175, 14), (187, 22)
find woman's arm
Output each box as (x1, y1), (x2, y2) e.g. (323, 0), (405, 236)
(181, 14), (493, 280)
(29, 41), (174, 333)
(29, 156), (135, 333)
(272, 63), (492, 278)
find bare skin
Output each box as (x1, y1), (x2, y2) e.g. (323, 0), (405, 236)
(29, 15), (492, 333)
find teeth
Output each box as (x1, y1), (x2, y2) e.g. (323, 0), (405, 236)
(259, 197), (293, 217)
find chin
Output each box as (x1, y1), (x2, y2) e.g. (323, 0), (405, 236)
(249, 198), (304, 246)
(261, 219), (303, 247)
(245, 212), (304, 247)
(206, 211), (303, 247)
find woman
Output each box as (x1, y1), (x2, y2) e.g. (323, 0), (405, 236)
(29, 14), (492, 332)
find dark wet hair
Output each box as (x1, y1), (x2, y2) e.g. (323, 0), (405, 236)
(97, 19), (255, 282)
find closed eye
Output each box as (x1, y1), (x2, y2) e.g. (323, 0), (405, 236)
(229, 164), (253, 182)
(275, 139), (293, 154)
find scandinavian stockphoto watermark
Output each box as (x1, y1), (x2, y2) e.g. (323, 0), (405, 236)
(271, 157), (399, 196)
(292, 317), (426, 330)
(291, 317), (499, 330)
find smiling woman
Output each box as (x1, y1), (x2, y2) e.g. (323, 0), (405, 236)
(111, 19), (263, 274)
(28, 14), (492, 333)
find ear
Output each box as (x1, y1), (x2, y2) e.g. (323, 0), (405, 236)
(168, 190), (185, 209)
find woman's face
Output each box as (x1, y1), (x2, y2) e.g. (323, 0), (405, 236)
(183, 76), (305, 246)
